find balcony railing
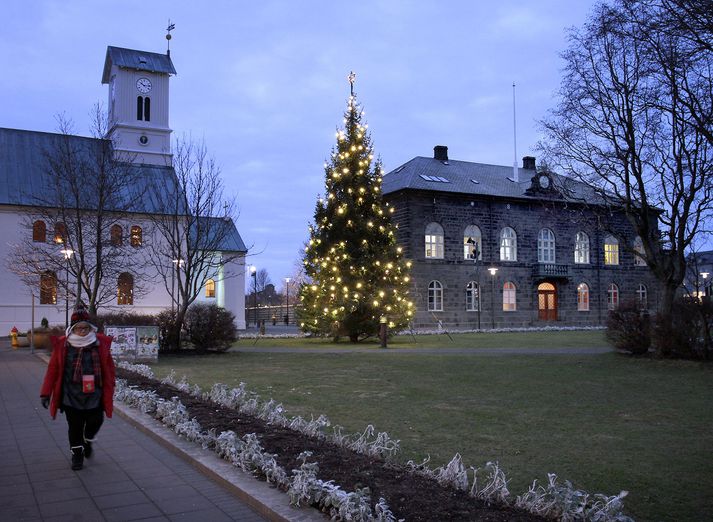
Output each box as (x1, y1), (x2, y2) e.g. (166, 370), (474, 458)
(532, 263), (570, 279)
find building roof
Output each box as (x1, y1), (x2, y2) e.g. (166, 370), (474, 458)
(382, 155), (597, 203)
(102, 46), (177, 83)
(194, 217), (247, 254)
(0, 127), (245, 253)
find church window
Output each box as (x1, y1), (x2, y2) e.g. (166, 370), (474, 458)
(633, 236), (646, 266)
(425, 222), (444, 259)
(637, 283), (648, 309)
(110, 224), (123, 246)
(130, 226), (142, 247)
(205, 279), (216, 298)
(144, 97), (151, 121)
(33, 220), (46, 242)
(604, 235), (619, 265)
(463, 225), (482, 260)
(428, 280), (443, 311)
(607, 283), (619, 310)
(466, 281), (479, 311)
(537, 228), (556, 263)
(54, 222), (67, 244)
(577, 283), (590, 311)
(500, 227), (517, 261)
(137, 96), (144, 120)
(118, 272), (134, 305)
(40, 271), (57, 305)
(574, 232), (590, 264)
(503, 281), (517, 311)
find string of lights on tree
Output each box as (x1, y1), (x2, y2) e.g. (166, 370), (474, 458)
(298, 73), (414, 342)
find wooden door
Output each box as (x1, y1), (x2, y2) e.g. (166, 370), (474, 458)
(538, 282), (557, 321)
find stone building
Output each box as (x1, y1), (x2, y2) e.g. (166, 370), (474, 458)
(382, 146), (660, 329)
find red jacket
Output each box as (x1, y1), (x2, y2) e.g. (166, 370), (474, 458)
(40, 333), (116, 419)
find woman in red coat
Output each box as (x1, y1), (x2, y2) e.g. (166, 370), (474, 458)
(40, 302), (115, 471)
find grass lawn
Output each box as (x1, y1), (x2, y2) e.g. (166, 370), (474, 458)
(149, 333), (713, 521)
(234, 328), (610, 350)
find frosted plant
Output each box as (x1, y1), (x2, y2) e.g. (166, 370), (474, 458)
(301, 414), (331, 438)
(175, 375), (191, 393)
(190, 384), (202, 398)
(405, 455), (433, 476)
(329, 425), (350, 447)
(117, 361), (154, 378)
(214, 430), (245, 464)
(470, 461), (510, 504)
(288, 451), (322, 507)
(258, 399), (288, 425)
(374, 497), (399, 522)
(333, 487), (374, 521)
(239, 397), (260, 416)
(155, 397), (188, 428)
(348, 425), (400, 459)
(161, 369), (177, 385)
(175, 418), (206, 444)
(434, 453), (469, 491)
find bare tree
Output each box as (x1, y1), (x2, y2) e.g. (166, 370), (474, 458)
(539, 0), (713, 324)
(8, 106), (150, 316)
(145, 135), (242, 348)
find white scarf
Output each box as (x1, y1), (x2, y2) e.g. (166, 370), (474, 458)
(66, 330), (97, 347)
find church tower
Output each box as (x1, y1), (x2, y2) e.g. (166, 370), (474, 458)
(101, 46), (177, 165)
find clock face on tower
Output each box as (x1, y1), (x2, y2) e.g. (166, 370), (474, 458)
(539, 175), (550, 189)
(136, 77), (152, 94)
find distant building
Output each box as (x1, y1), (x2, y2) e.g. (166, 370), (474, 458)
(383, 146), (661, 329)
(685, 251), (713, 299)
(0, 45), (247, 331)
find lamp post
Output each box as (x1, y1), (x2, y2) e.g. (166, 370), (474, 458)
(172, 258), (184, 315)
(702, 272), (710, 299)
(466, 237), (481, 330)
(250, 266), (257, 327)
(284, 277), (291, 325)
(60, 248), (74, 328)
(488, 266), (498, 330)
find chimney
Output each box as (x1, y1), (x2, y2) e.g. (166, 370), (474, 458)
(434, 145), (448, 161)
(523, 156), (536, 170)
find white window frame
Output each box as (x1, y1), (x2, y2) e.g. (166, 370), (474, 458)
(463, 225), (482, 260)
(634, 237), (646, 266)
(425, 222), (444, 259)
(604, 235), (619, 265)
(500, 227), (517, 261)
(607, 283), (619, 310)
(428, 280), (443, 311)
(574, 231), (590, 264)
(503, 281), (517, 311)
(577, 282), (590, 311)
(537, 228), (556, 263)
(637, 283), (648, 309)
(466, 281), (480, 311)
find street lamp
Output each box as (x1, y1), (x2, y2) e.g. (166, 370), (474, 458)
(284, 277), (291, 325)
(60, 249), (74, 328)
(488, 266), (498, 330)
(250, 266), (257, 327)
(702, 272), (710, 299)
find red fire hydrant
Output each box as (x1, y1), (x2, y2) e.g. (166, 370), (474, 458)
(10, 326), (18, 348)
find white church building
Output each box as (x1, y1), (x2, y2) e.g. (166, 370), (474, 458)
(0, 45), (247, 332)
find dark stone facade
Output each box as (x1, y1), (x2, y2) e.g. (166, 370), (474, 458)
(384, 189), (661, 329)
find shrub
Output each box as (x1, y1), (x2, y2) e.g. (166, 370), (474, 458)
(156, 309), (181, 353)
(606, 300), (651, 355)
(184, 303), (237, 353)
(95, 312), (157, 332)
(652, 297), (713, 360)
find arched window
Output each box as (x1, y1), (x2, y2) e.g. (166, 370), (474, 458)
(500, 227), (517, 261)
(40, 271), (57, 305)
(144, 97), (151, 121)
(537, 228), (556, 263)
(117, 272), (134, 305)
(110, 224), (123, 246)
(130, 226), (142, 247)
(637, 284), (648, 309)
(607, 283), (619, 310)
(205, 279), (216, 298)
(633, 237), (646, 266)
(574, 232), (590, 264)
(33, 220), (46, 242)
(137, 96), (144, 120)
(604, 235), (619, 265)
(428, 280), (443, 311)
(577, 283), (590, 311)
(425, 222), (444, 259)
(503, 281), (516, 311)
(54, 222), (67, 244)
(466, 281), (479, 311)
(463, 225), (482, 260)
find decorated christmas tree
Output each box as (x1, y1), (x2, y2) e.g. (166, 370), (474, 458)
(298, 75), (413, 342)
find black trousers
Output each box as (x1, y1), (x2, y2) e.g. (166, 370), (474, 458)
(63, 406), (104, 448)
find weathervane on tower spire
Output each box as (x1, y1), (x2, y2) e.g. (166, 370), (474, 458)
(347, 71), (356, 96)
(166, 20), (175, 56)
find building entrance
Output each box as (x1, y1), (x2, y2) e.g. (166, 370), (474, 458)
(538, 282), (557, 321)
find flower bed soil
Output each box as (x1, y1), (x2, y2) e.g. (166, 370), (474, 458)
(117, 368), (545, 521)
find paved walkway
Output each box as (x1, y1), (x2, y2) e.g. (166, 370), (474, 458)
(0, 344), (275, 522)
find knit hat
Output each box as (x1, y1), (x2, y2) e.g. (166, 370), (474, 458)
(69, 300), (96, 332)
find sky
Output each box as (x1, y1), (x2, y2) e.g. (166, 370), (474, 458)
(1, 1), (598, 291)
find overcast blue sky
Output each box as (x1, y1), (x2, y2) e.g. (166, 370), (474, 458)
(1, 1), (597, 290)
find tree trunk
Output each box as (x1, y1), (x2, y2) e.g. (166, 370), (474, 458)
(655, 282), (679, 357)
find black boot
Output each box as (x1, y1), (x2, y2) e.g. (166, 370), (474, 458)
(83, 438), (93, 459)
(71, 446), (84, 470)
